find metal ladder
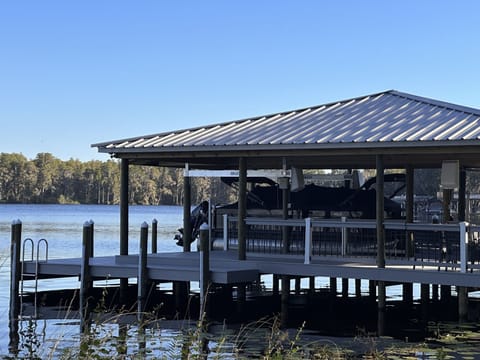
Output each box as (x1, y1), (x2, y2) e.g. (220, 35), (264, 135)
(20, 238), (49, 319)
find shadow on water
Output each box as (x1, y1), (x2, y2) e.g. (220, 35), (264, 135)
(8, 285), (480, 358)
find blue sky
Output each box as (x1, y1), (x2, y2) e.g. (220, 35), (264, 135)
(1, 1), (479, 161)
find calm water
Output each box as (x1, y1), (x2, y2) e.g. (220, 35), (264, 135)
(0, 204), (186, 357)
(1, 204), (473, 358)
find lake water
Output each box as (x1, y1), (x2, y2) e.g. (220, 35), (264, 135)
(0, 204), (187, 357)
(1, 204), (475, 358)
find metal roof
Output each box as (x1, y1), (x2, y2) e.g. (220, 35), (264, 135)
(92, 90), (480, 169)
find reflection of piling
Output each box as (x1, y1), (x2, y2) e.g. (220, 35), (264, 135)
(80, 221), (94, 332)
(9, 220), (22, 355)
(138, 222), (148, 322)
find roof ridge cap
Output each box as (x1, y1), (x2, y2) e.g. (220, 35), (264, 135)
(389, 90), (480, 115)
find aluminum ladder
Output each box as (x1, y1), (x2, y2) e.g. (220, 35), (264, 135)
(20, 238), (49, 319)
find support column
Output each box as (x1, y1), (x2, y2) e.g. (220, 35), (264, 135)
(238, 157), (247, 261)
(403, 165), (414, 303)
(458, 167), (466, 222)
(458, 166), (469, 323)
(376, 154), (385, 268)
(175, 164), (191, 314)
(376, 155), (386, 336)
(281, 161), (290, 254)
(120, 159), (129, 303)
(441, 188), (453, 297)
(183, 164), (192, 252)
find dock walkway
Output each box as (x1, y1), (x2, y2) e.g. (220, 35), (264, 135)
(22, 250), (480, 289)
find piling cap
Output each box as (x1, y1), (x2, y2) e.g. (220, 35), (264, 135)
(200, 222), (209, 231)
(141, 221), (149, 228)
(12, 219), (22, 225)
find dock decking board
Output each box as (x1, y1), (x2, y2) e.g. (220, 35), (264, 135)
(21, 250), (480, 289)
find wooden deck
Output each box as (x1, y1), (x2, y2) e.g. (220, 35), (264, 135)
(22, 250), (480, 289)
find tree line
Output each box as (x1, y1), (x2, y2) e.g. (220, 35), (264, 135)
(0, 152), (235, 205)
(3, 152), (480, 206)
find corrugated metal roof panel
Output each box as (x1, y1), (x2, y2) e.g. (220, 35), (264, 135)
(93, 90), (480, 152)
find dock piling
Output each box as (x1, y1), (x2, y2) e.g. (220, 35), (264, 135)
(138, 222), (149, 322)
(9, 220), (22, 355)
(152, 218), (158, 254)
(80, 221), (93, 331)
(9, 220), (22, 322)
(199, 223), (210, 317)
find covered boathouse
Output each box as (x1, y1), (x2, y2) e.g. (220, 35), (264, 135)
(10, 90), (480, 338)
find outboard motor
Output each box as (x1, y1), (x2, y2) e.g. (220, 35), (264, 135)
(174, 201), (209, 246)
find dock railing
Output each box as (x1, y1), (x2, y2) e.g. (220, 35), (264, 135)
(220, 216), (480, 271)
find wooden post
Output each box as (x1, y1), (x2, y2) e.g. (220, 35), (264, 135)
(199, 224), (210, 317)
(9, 220), (22, 325)
(309, 276), (315, 295)
(137, 222), (148, 322)
(458, 286), (468, 323)
(403, 283), (413, 304)
(377, 281), (386, 336)
(238, 157), (247, 260)
(295, 277), (301, 295)
(223, 214), (229, 251)
(80, 221), (92, 332)
(355, 279), (361, 298)
(330, 277), (337, 297)
(304, 217), (312, 264)
(342, 278), (349, 298)
(421, 283), (430, 322)
(9, 220), (22, 318)
(458, 216), (469, 322)
(281, 276), (290, 327)
(272, 274), (279, 296)
(432, 284), (439, 302)
(120, 158), (129, 302)
(369, 280), (376, 301)
(183, 163), (192, 252)
(151, 219), (158, 254)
